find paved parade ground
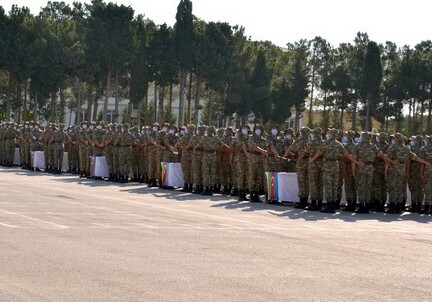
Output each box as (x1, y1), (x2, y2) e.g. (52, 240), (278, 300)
(1, 168), (432, 301)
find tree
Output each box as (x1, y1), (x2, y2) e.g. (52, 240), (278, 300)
(250, 48), (272, 123)
(362, 41), (383, 130)
(287, 41), (310, 131)
(174, 0), (193, 126)
(86, 0), (134, 122)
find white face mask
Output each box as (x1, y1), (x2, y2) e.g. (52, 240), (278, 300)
(285, 134), (292, 140)
(391, 139), (396, 145)
(97, 125), (102, 129)
(141, 130), (145, 134)
(35, 126), (39, 129)
(255, 129), (262, 136)
(152, 127), (158, 132)
(180, 130), (185, 136)
(82, 125), (87, 129)
(271, 129), (278, 136)
(89, 125), (94, 130)
(326, 134), (331, 141)
(376, 136), (380, 143)
(342, 136), (348, 144)
(169, 129), (175, 135)
(354, 137), (361, 144)
(410, 141), (416, 147)
(25, 125), (29, 128)
(241, 129), (248, 135)
(162, 127), (168, 132)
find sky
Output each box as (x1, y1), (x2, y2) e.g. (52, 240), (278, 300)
(1, 0), (431, 48)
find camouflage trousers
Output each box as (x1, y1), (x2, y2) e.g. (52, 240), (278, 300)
(147, 147), (159, 180)
(344, 163), (357, 201)
(52, 143), (64, 169)
(192, 150), (203, 185)
(131, 148), (139, 176)
(137, 149), (147, 177)
(202, 152), (217, 187)
(323, 160), (339, 202)
(356, 164), (374, 203)
(296, 159), (309, 199)
(372, 163), (386, 202)
(181, 151), (193, 184)
(218, 154), (232, 186)
(236, 157), (249, 191)
(249, 154), (264, 192)
(388, 164), (406, 204)
(308, 159), (323, 201)
(118, 146), (131, 175)
(408, 164), (424, 204)
(423, 166), (432, 205)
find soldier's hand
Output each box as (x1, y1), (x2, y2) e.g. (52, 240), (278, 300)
(356, 160), (365, 167)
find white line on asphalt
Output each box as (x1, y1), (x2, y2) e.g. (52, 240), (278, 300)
(0, 209), (69, 229)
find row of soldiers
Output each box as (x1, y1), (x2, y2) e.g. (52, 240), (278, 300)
(285, 127), (432, 215)
(1, 121), (432, 216)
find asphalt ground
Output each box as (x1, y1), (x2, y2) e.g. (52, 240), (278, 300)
(1, 167), (432, 302)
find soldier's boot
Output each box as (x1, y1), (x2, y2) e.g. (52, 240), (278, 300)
(294, 197), (307, 209)
(386, 202), (397, 214)
(356, 202), (370, 214)
(187, 183), (193, 192)
(415, 202), (422, 213)
(419, 204), (430, 214)
(316, 200), (323, 211)
(212, 185), (220, 194)
(192, 184), (200, 194)
(320, 201), (335, 214)
(396, 203), (404, 214)
(305, 200), (318, 211)
(237, 190), (244, 202)
(343, 200), (353, 212)
(255, 192), (262, 203)
(201, 186), (209, 196)
(409, 202), (417, 213)
(375, 200), (385, 212)
(230, 187), (239, 197)
(181, 183), (189, 192)
(334, 200), (341, 210)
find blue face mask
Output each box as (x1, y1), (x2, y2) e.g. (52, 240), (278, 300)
(409, 141), (416, 147)
(326, 134), (331, 141)
(391, 139), (396, 145)
(255, 129), (262, 136)
(285, 134), (292, 140)
(354, 137), (361, 144)
(342, 136), (348, 144)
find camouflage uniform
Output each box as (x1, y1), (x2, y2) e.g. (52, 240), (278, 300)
(219, 128), (234, 194)
(408, 135), (424, 212)
(265, 128), (284, 172)
(136, 128), (148, 183)
(147, 124), (160, 187)
(191, 125), (206, 194)
(287, 127), (311, 208)
(248, 126), (266, 202)
(177, 124), (195, 192)
(386, 133), (418, 214)
(305, 128), (324, 210)
(52, 125), (69, 173)
(164, 127), (179, 163)
(118, 124), (134, 182)
(281, 129), (296, 172)
(372, 132), (389, 211)
(418, 138), (432, 215)
(200, 126), (223, 195)
(234, 126), (250, 201)
(354, 132), (382, 213)
(343, 131), (357, 211)
(318, 129), (348, 213)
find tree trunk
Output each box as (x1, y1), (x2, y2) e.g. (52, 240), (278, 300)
(308, 67), (315, 127)
(340, 106), (344, 130)
(33, 92), (38, 121)
(382, 94), (387, 131)
(103, 69), (111, 122)
(86, 87), (92, 122)
(194, 75), (201, 124)
(50, 91), (57, 123)
(22, 79), (28, 121)
(169, 83), (173, 113)
(92, 92), (98, 122)
(114, 73), (119, 123)
(178, 69), (186, 127)
(186, 71), (193, 124)
(157, 86), (165, 124)
(153, 84), (158, 123)
(351, 92), (358, 130)
(75, 78), (81, 125)
(407, 98), (412, 136)
(420, 100), (424, 134)
(59, 89), (65, 124)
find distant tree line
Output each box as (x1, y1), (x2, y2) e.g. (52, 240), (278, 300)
(0, 0), (431, 134)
